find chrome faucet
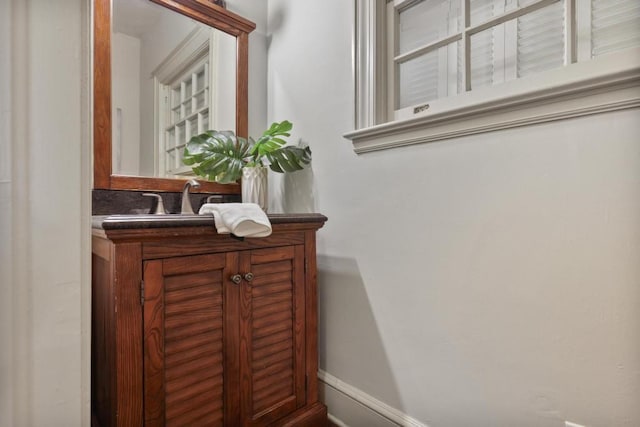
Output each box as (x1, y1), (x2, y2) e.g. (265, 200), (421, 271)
(181, 179), (201, 214)
(142, 193), (166, 214)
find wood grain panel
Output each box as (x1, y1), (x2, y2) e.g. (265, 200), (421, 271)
(163, 257), (225, 426)
(304, 231), (320, 404)
(165, 269), (223, 290)
(252, 347), (292, 370)
(93, 0), (111, 189)
(163, 253), (226, 275)
(165, 361), (223, 395)
(251, 245), (295, 264)
(237, 31), (249, 137)
(143, 260), (165, 426)
(166, 386), (223, 422)
(143, 253), (228, 426)
(238, 246), (307, 426)
(252, 309), (293, 330)
(165, 335), (223, 368)
(278, 402), (328, 427)
(250, 270), (292, 289)
(224, 251), (241, 426)
(293, 245), (307, 409)
(251, 357), (294, 383)
(165, 374), (223, 407)
(253, 380), (294, 414)
(251, 281), (293, 298)
(252, 319), (293, 341)
(252, 298), (293, 320)
(164, 309), (222, 332)
(166, 392), (223, 427)
(150, 0), (255, 36)
(164, 329), (223, 357)
(252, 329), (293, 351)
(165, 352), (223, 381)
(143, 233), (305, 260)
(165, 282), (222, 305)
(164, 316), (222, 341)
(253, 374), (294, 400)
(109, 175), (239, 194)
(91, 247), (115, 427)
(115, 243), (144, 425)
(164, 293), (222, 316)
(252, 289), (292, 310)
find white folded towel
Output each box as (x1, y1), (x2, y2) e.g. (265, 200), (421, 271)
(199, 203), (272, 237)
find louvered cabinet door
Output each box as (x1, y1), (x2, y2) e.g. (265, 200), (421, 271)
(143, 253), (234, 426)
(239, 246), (307, 426)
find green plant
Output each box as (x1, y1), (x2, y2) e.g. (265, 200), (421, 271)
(183, 120), (312, 184)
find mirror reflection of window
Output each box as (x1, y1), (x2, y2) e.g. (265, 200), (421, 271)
(153, 28), (236, 177)
(155, 29), (212, 177)
(111, 0), (236, 178)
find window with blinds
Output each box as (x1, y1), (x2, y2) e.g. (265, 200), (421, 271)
(589, 0), (640, 56)
(150, 27), (216, 177)
(162, 56), (210, 176)
(389, 0), (640, 119)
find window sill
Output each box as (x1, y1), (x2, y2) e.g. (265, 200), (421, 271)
(345, 51), (640, 154)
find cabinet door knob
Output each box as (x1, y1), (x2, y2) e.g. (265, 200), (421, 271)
(230, 274), (242, 284)
(243, 272), (254, 282)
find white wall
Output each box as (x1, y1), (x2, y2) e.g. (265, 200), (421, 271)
(112, 32), (141, 175)
(137, 7), (200, 176)
(227, 0), (269, 137)
(0, 0), (91, 425)
(266, 1), (640, 426)
(0, 0), (14, 424)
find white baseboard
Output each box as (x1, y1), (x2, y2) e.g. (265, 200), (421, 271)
(327, 413), (350, 427)
(318, 370), (428, 427)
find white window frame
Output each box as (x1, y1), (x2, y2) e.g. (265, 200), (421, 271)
(346, 0), (640, 154)
(152, 27), (217, 177)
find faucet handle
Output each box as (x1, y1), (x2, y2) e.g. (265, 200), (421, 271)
(206, 195), (223, 204)
(142, 193), (166, 214)
(181, 179), (201, 214)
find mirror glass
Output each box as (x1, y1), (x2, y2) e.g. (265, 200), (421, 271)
(111, 0), (236, 178)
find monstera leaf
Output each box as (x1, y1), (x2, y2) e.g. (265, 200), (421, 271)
(248, 120), (293, 163)
(265, 145), (312, 173)
(183, 121), (311, 183)
(183, 130), (250, 184)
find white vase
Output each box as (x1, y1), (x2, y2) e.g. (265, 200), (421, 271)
(241, 166), (268, 211)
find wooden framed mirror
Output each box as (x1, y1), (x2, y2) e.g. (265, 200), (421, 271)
(94, 0), (255, 193)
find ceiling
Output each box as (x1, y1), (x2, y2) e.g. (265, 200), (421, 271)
(112, 0), (164, 37)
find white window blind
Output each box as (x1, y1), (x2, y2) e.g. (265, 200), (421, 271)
(590, 0), (640, 57)
(516, 0), (565, 78)
(389, 0), (640, 117)
(469, 0), (495, 90)
(347, 0), (640, 153)
(395, 0), (461, 109)
(469, 0), (566, 89)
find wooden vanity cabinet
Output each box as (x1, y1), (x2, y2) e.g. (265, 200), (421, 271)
(92, 214), (328, 426)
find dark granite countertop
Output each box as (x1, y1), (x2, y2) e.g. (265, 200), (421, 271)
(92, 213), (328, 230)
